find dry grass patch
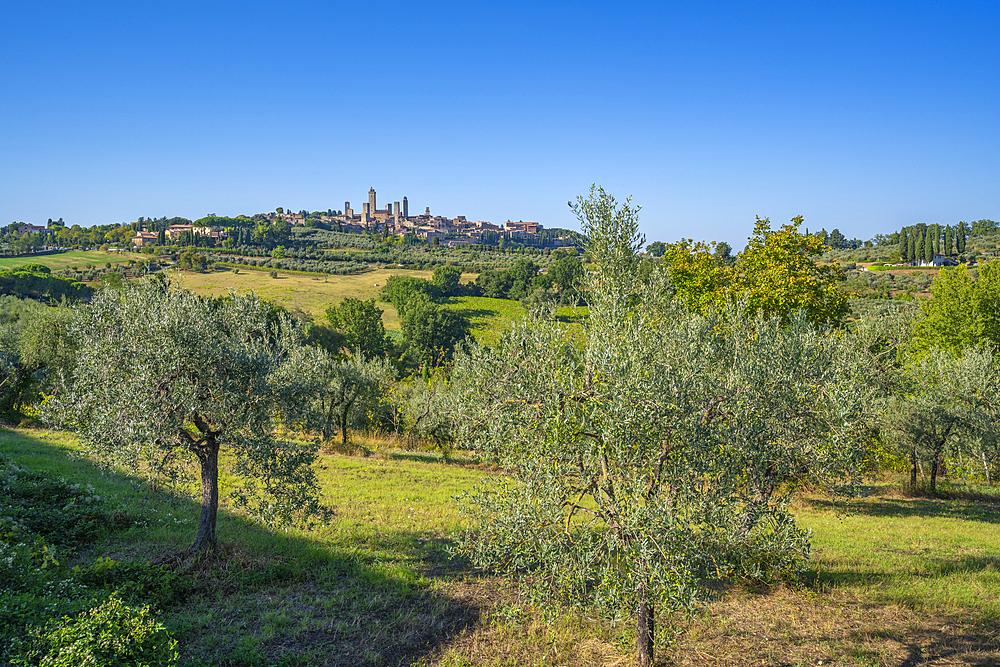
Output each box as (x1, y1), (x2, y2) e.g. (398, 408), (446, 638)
(670, 585), (999, 666)
(174, 267), (433, 328)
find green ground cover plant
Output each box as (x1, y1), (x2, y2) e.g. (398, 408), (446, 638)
(439, 296), (525, 346)
(0, 445), (184, 665)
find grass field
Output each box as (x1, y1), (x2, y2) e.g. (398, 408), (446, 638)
(440, 296), (526, 346)
(0, 249), (135, 271)
(176, 267), (430, 330)
(4, 427), (998, 666)
(176, 269), (536, 342)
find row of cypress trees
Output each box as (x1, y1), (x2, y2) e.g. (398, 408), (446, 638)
(898, 222), (968, 263)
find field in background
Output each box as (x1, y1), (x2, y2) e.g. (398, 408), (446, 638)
(0, 249), (134, 271)
(176, 267), (432, 329)
(177, 269), (541, 343)
(4, 427), (998, 666)
(440, 296), (525, 346)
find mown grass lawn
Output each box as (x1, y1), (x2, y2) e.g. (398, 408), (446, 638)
(4, 427), (999, 666)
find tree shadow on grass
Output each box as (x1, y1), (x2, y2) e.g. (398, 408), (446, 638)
(802, 496), (1000, 524)
(845, 621), (1000, 667)
(0, 428), (485, 667)
(804, 552), (1000, 592)
(443, 306), (498, 322)
(386, 451), (477, 466)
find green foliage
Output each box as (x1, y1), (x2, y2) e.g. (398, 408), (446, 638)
(78, 558), (186, 609)
(0, 298), (76, 420)
(886, 348), (1000, 491)
(431, 264), (463, 297)
(325, 297), (392, 358)
(666, 217), (848, 326)
(546, 252), (586, 303)
(175, 249), (207, 272)
(0, 462), (119, 551)
(0, 268), (90, 302)
(570, 184), (644, 298)
(401, 295), (471, 367)
(735, 216), (848, 325)
(451, 187), (882, 664)
(44, 280), (329, 551)
(910, 261), (1000, 358)
(284, 346), (396, 446)
(474, 257), (559, 302)
(379, 274), (434, 318)
(0, 457), (145, 661)
(12, 594), (178, 667)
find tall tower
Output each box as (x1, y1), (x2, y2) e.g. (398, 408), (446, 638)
(368, 187), (376, 214)
(393, 201), (400, 220)
(402, 196), (408, 218)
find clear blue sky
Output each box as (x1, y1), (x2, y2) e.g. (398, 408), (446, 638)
(3, 1), (998, 247)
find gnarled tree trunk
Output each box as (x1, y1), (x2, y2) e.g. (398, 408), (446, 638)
(637, 582), (654, 667)
(191, 435), (220, 552)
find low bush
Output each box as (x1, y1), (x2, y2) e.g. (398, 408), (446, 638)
(11, 594), (178, 667)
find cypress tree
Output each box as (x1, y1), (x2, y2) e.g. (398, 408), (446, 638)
(899, 228), (909, 261)
(924, 230), (934, 263)
(957, 221), (968, 253)
(908, 233), (917, 262)
(945, 225), (953, 256)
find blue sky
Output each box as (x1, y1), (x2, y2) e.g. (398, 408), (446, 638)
(2, 1), (998, 247)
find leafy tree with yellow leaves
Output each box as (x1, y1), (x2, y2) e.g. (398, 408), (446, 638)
(665, 216), (848, 327)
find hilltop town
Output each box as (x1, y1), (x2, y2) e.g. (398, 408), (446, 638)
(129, 187), (557, 249)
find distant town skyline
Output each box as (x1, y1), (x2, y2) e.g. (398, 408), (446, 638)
(3, 1), (998, 249)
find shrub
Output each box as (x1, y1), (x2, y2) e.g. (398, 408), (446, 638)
(12, 594), (178, 667)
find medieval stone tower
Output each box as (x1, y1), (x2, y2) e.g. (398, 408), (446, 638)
(368, 187), (377, 215)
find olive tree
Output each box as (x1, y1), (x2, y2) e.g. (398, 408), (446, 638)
(450, 186), (881, 666)
(287, 345), (395, 446)
(887, 348), (998, 492)
(45, 281), (328, 553)
(0, 297), (76, 419)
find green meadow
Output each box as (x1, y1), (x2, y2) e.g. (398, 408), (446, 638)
(0, 249), (135, 271)
(4, 427), (998, 666)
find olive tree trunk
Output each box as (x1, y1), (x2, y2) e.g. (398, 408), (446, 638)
(637, 582), (654, 666)
(191, 436), (220, 552)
